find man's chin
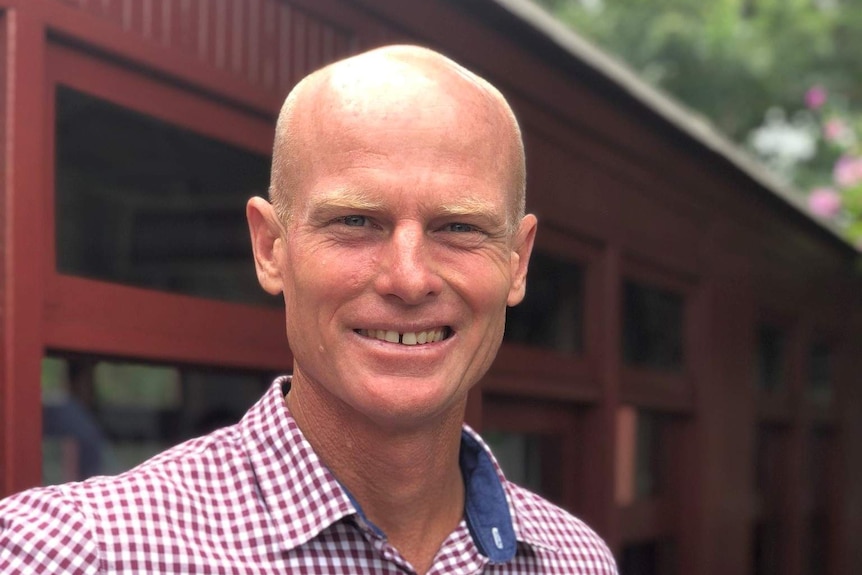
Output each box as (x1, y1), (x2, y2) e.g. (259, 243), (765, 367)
(344, 376), (469, 430)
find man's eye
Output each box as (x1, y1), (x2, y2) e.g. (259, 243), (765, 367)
(445, 222), (478, 233)
(339, 215), (368, 227)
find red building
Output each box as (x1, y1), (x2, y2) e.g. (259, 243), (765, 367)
(1, 1), (860, 574)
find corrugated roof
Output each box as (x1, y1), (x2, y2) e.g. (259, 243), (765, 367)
(482, 0), (858, 254)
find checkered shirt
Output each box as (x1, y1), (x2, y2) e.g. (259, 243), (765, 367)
(1, 377), (617, 574)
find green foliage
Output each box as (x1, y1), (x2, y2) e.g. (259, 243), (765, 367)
(533, 0), (862, 245)
(533, 0), (855, 138)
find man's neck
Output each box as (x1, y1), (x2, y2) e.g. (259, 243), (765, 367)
(285, 378), (467, 575)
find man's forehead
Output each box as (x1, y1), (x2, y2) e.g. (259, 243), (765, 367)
(300, 47), (503, 129)
(290, 55), (511, 178)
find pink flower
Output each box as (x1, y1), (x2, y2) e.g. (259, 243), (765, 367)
(833, 155), (862, 188)
(805, 85), (827, 109)
(808, 187), (842, 218)
(823, 118), (848, 143)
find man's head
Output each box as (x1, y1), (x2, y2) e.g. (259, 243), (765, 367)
(247, 45), (536, 430)
(269, 45), (526, 234)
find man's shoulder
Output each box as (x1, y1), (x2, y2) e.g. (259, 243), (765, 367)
(0, 482), (101, 572)
(2, 425), (247, 532)
(1, 425), (254, 572)
(505, 481), (618, 573)
(95, 424), (243, 500)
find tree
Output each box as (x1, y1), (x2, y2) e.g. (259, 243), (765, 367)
(532, 0), (862, 245)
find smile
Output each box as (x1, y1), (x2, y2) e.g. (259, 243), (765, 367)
(355, 327), (452, 346)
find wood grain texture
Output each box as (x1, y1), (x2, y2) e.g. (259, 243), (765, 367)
(50, 0), (352, 95)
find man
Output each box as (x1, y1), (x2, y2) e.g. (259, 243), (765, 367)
(1, 45), (617, 574)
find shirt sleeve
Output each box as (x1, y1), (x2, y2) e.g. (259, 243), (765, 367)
(0, 486), (101, 574)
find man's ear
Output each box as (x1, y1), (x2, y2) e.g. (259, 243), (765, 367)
(246, 196), (286, 295)
(507, 214), (537, 307)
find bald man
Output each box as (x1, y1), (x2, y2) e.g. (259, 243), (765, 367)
(0, 46), (617, 574)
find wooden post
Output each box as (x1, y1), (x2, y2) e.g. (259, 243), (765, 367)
(1, 3), (49, 496)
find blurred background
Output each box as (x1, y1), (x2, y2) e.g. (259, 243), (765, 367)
(535, 0), (862, 245)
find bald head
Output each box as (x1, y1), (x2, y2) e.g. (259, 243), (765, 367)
(269, 45), (526, 233)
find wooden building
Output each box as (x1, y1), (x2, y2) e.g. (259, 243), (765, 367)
(0, 1), (860, 574)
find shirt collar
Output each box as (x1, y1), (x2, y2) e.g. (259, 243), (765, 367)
(459, 427), (518, 562)
(239, 377), (559, 558)
(460, 425), (561, 556)
(238, 376), (355, 552)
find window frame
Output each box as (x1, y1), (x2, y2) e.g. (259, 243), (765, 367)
(43, 43), (289, 372)
(482, 395), (585, 514)
(619, 256), (696, 413)
(489, 226), (602, 401)
(755, 312), (795, 423)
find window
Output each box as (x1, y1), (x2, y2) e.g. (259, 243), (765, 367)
(617, 406), (683, 574)
(620, 539), (677, 575)
(806, 428), (836, 575)
(753, 520), (783, 575)
(623, 281), (684, 371)
(753, 424), (789, 575)
(482, 399), (581, 511)
(808, 342), (832, 403)
(482, 431), (546, 496)
(754, 425), (787, 496)
(757, 325), (786, 392)
(9, 41), (288, 496)
(41, 355), (275, 485)
(616, 407), (666, 504)
(505, 251), (585, 354)
(45, 44), (286, 373)
(55, 86), (273, 305)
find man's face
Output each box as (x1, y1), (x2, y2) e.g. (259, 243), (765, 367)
(269, 84), (534, 430)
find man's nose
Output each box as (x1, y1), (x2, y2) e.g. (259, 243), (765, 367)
(374, 224), (444, 304)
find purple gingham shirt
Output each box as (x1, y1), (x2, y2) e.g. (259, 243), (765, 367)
(1, 377), (617, 574)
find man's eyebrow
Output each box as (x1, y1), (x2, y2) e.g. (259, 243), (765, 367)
(306, 189), (387, 216)
(437, 198), (510, 233)
(437, 197), (500, 218)
(305, 190), (508, 229)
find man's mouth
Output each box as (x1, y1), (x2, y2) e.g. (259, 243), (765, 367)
(354, 327), (452, 346)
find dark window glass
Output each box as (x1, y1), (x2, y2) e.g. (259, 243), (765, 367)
(505, 251), (584, 354)
(755, 424), (786, 494)
(634, 411), (662, 498)
(623, 281), (684, 370)
(805, 429), (834, 575)
(483, 431), (566, 505)
(808, 429), (833, 511)
(757, 325), (785, 391)
(754, 520), (783, 575)
(41, 355), (275, 485)
(753, 424), (788, 575)
(807, 513), (829, 575)
(808, 343), (832, 402)
(620, 540), (676, 575)
(55, 87), (273, 305)
(483, 431), (543, 494)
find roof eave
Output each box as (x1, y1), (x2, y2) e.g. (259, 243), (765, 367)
(473, 0), (858, 256)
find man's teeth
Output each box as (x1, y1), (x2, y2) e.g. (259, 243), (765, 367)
(357, 328), (448, 345)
